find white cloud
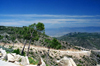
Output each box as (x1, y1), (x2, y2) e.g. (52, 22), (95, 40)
(0, 19), (100, 27)
(0, 14), (100, 17)
(0, 14), (100, 28)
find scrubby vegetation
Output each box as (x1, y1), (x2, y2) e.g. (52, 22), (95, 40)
(1, 24), (100, 66)
(57, 32), (100, 50)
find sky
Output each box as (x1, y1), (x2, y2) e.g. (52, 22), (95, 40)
(0, 0), (100, 29)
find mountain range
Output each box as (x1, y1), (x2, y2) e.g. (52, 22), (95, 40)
(45, 26), (100, 37)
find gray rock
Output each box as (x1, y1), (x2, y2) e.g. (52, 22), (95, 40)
(21, 56), (29, 66)
(37, 58), (46, 66)
(57, 56), (76, 66)
(0, 48), (7, 59)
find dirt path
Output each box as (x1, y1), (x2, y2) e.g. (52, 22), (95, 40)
(0, 43), (91, 58)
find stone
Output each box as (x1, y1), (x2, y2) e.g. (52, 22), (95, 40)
(69, 58), (76, 66)
(14, 54), (22, 62)
(14, 61), (20, 65)
(0, 48), (7, 59)
(7, 53), (15, 62)
(57, 56), (76, 66)
(26, 65), (37, 66)
(21, 56), (29, 66)
(37, 58), (46, 66)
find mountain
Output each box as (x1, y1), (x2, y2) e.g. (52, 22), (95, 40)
(57, 32), (100, 50)
(45, 26), (100, 37)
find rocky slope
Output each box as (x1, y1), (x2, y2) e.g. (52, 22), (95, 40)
(0, 43), (98, 66)
(0, 26), (100, 66)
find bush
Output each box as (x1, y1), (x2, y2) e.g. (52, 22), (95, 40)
(77, 64), (82, 66)
(12, 48), (20, 54)
(28, 57), (38, 65)
(48, 38), (62, 49)
(0, 35), (3, 39)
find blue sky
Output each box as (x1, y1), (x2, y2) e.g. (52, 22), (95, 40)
(0, 0), (100, 29)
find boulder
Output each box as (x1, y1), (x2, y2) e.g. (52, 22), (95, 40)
(14, 61), (20, 65)
(57, 56), (76, 66)
(0, 48), (7, 59)
(14, 54), (22, 62)
(7, 53), (15, 62)
(21, 56), (29, 66)
(37, 58), (46, 66)
(69, 58), (76, 66)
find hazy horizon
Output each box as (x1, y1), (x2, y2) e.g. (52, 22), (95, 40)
(0, 0), (100, 37)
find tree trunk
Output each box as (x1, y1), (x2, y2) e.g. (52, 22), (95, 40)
(47, 47), (50, 64)
(27, 39), (31, 56)
(27, 30), (34, 56)
(21, 40), (27, 55)
(13, 43), (14, 47)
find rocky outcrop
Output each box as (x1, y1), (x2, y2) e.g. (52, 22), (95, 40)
(21, 56), (30, 66)
(37, 57), (46, 66)
(0, 48), (46, 66)
(57, 56), (76, 66)
(0, 48), (7, 59)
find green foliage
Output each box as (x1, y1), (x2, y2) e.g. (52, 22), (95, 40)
(36, 22), (45, 31)
(46, 64), (49, 66)
(57, 32), (100, 49)
(11, 37), (15, 42)
(74, 47), (81, 50)
(28, 57), (38, 65)
(19, 58), (22, 62)
(77, 64), (82, 66)
(0, 35), (3, 39)
(12, 48), (20, 54)
(47, 38), (62, 49)
(45, 39), (51, 43)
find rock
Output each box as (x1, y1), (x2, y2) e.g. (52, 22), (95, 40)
(69, 58), (76, 66)
(21, 56), (29, 66)
(37, 58), (46, 66)
(7, 53), (15, 62)
(14, 61), (20, 65)
(26, 65), (37, 66)
(0, 48), (7, 59)
(57, 56), (76, 66)
(14, 54), (22, 62)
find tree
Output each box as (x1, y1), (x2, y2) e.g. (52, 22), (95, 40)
(11, 27), (19, 47)
(21, 26), (31, 55)
(21, 22), (45, 56)
(27, 22), (45, 56)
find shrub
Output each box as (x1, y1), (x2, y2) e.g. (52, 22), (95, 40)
(12, 48), (20, 54)
(48, 38), (62, 49)
(77, 64), (82, 66)
(28, 57), (38, 65)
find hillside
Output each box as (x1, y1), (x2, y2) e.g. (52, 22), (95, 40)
(0, 25), (100, 66)
(0, 25), (73, 50)
(57, 32), (100, 50)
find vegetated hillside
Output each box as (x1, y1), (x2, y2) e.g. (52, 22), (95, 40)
(0, 25), (72, 50)
(0, 26), (100, 66)
(57, 32), (100, 50)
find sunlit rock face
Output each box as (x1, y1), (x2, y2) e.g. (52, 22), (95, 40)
(57, 56), (76, 66)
